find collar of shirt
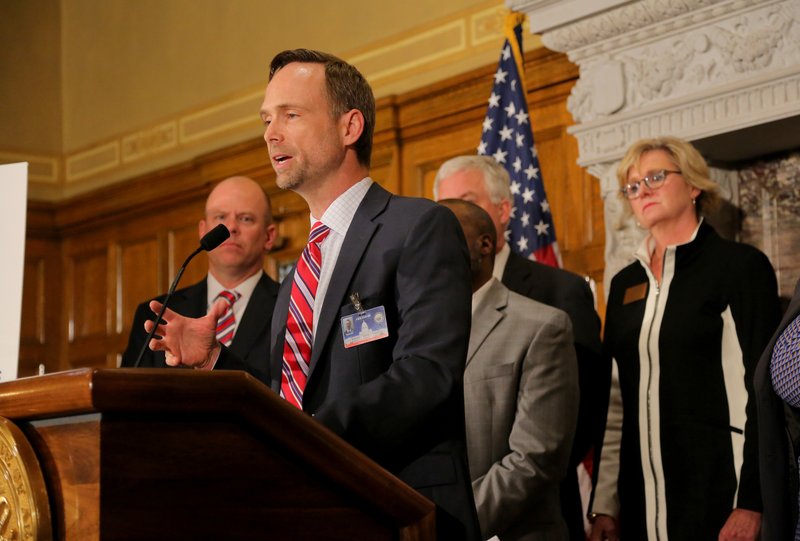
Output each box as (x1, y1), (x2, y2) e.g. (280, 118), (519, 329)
(472, 277), (496, 316)
(309, 177), (374, 338)
(493, 242), (511, 281)
(633, 216), (705, 266)
(206, 270), (262, 323)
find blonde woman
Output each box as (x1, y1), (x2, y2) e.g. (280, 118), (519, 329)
(589, 137), (781, 541)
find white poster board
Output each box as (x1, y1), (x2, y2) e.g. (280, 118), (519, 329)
(0, 163), (28, 381)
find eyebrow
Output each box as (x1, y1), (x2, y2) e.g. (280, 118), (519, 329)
(260, 103), (307, 116)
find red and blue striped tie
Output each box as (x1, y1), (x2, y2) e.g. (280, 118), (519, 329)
(214, 290), (241, 346)
(281, 221), (330, 409)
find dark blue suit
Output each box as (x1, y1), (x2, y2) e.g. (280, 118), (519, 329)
(221, 182), (480, 539)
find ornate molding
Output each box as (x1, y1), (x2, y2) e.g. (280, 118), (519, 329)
(539, 0), (765, 57)
(570, 68), (800, 166)
(566, 1), (800, 127)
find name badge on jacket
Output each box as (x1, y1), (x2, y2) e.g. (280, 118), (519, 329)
(341, 305), (389, 348)
(623, 282), (648, 305)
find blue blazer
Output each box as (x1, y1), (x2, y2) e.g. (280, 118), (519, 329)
(220, 183), (481, 539)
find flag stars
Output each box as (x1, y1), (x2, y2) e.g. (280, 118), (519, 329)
(522, 187), (535, 203)
(534, 220), (550, 236)
(480, 31), (558, 262)
(524, 164), (539, 180)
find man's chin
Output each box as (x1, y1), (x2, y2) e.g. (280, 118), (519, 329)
(209, 256), (246, 271)
(275, 173), (303, 191)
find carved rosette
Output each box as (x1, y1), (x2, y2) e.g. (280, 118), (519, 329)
(0, 418), (51, 541)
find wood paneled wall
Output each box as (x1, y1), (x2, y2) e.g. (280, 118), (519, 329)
(20, 48), (605, 376)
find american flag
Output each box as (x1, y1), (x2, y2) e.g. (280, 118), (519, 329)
(478, 12), (561, 267)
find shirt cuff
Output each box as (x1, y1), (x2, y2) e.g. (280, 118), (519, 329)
(194, 343), (221, 371)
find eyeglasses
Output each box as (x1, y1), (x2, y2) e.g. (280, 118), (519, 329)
(621, 169), (681, 199)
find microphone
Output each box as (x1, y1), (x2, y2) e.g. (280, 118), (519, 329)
(132, 224), (230, 368)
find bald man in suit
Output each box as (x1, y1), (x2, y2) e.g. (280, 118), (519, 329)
(121, 176), (279, 384)
(441, 198), (579, 541)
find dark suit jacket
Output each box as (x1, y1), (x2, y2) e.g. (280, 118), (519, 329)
(220, 183), (480, 539)
(121, 272), (279, 384)
(502, 251), (607, 539)
(755, 278), (800, 541)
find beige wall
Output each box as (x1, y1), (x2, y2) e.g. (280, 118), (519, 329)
(0, 0), (62, 154)
(1, 0), (544, 200)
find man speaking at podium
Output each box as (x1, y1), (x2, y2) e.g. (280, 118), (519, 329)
(121, 175), (280, 384)
(141, 49), (481, 539)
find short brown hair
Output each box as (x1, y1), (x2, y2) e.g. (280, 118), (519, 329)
(270, 49), (375, 167)
(617, 136), (721, 217)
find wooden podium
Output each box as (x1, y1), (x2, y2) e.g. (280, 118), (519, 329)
(0, 368), (436, 540)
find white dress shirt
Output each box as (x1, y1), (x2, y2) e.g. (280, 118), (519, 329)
(311, 177), (373, 339)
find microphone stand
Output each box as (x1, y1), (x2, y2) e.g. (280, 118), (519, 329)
(132, 225), (229, 368)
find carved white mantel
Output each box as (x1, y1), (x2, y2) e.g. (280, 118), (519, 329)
(508, 0), (800, 292)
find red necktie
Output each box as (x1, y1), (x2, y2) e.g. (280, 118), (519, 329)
(214, 290), (240, 346)
(281, 221), (330, 408)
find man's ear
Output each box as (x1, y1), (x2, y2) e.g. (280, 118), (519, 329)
(198, 219), (207, 241)
(263, 224), (278, 252)
(341, 109), (364, 146)
(498, 198), (512, 229)
(478, 233), (494, 257)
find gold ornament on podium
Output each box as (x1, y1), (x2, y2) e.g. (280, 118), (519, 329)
(0, 417), (51, 540)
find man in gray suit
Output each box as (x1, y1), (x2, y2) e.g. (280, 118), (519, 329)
(435, 155), (605, 541)
(440, 198), (579, 541)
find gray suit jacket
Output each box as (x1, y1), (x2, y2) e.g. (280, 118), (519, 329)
(465, 278), (579, 541)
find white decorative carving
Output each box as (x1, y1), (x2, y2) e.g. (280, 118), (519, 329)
(567, 1), (800, 124)
(570, 69), (800, 166)
(540, 0), (760, 56)
(568, 59), (626, 121)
